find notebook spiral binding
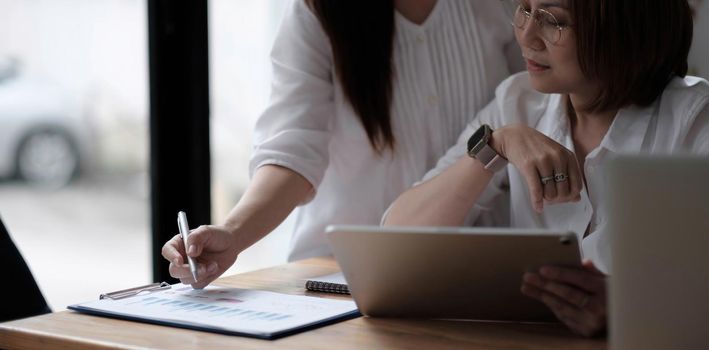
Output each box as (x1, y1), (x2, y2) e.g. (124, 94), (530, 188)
(305, 280), (350, 295)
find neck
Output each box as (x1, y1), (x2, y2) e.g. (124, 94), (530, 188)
(567, 94), (617, 160)
(567, 93), (617, 128)
(394, 0), (438, 24)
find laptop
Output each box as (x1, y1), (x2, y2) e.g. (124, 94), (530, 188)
(607, 156), (709, 349)
(326, 225), (582, 322)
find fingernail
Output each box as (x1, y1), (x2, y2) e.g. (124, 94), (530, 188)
(540, 267), (555, 277)
(188, 245), (196, 255)
(208, 263), (218, 273)
(523, 273), (540, 286)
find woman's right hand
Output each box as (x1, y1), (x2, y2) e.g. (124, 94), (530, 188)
(491, 123), (583, 212)
(161, 225), (241, 289)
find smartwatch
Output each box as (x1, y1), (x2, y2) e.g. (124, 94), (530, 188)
(466, 124), (508, 172)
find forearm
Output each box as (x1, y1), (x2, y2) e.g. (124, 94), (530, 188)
(223, 165), (313, 252)
(384, 157), (494, 227)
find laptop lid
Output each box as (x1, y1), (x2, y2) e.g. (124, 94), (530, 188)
(608, 156), (709, 349)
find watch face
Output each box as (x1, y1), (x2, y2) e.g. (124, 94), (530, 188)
(467, 124), (490, 157)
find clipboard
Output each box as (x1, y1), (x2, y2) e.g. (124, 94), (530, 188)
(69, 282), (360, 340)
(99, 282), (171, 300)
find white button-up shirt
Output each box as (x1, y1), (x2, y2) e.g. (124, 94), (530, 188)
(251, 0), (523, 261)
(420, 72), (709, 273)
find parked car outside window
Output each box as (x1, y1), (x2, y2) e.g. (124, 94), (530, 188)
(0, 56), (91, 188)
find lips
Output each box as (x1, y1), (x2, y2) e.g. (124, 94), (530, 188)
(526, 58), (551, 72)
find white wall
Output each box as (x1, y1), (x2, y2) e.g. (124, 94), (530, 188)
(690, 1), (709, 78)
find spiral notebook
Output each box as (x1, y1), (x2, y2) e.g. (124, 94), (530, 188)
(305, 272), (350, 294)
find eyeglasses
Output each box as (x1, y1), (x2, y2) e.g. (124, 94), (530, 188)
(500, 0), (571, 44)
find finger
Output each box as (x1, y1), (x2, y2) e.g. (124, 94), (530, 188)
(185, 226), (214, 257)
(191, 275), (216, 290)
(540, 266), (605, 294)
(180, 277), (196, 285)
(567, 153), (583, 199)
(582, 260), (605, 275)
(524, 272), (587, 306)
(553, 155), (571, 202)
(190, 263), (220, 289)
(172, 261), (217, 282)
(538, 157), (558, 202)
(522, 283), (602, 337)
(527, 273), (590, 309)
(521, 281), (544, 302)
(161, 234), (185, 264)
(521, 162), (545, 213)
(537, 287), (586, 324)
(169, 262), (195, 279)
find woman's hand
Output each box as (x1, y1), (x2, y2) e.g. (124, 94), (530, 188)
(160, 165), (314, 289)
(521, 261), (608, 337)
(161, 225), (241, 289)
(491, 123), (583, 212)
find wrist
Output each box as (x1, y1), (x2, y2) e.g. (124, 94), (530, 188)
(490, 127), (506, 159)
(221, 219), (243, 246)
(466, 124), (508, 173)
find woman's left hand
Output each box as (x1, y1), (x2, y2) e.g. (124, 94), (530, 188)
(521, 260), (607, 337)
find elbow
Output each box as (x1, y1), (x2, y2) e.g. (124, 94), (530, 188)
(381, 191), (420, 227)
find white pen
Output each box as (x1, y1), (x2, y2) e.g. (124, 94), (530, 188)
(177, 211), (199, 283)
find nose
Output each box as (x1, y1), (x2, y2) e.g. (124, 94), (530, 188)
(515, 18), (545, 51)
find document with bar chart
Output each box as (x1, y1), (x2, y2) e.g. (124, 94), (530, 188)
(68, 284), (359, 339)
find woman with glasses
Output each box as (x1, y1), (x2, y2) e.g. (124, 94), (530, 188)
(163, 1), (523, 289)
(385, 0), (707, 337)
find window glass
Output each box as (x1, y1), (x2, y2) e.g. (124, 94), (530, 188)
(210, 0), (291, 274)
(0, 0), (149, 309)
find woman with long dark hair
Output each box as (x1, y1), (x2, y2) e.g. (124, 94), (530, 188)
(163, 1), (522, 287)
(385, 0), (707, 336)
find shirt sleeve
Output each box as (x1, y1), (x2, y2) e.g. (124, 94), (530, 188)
(249, 0), (335, 201)
(414, 73), (547, 226)
(685, 102), (709, 154)
(426, 94), (510, 226)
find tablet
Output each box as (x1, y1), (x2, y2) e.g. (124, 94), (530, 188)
(326, 225), (582, 322)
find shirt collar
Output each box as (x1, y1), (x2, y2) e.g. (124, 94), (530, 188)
(544, 94), (574, 151)
(599, 101), (656, 154)
(544, 94), (655, 156)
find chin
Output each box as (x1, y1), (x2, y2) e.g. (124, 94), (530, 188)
(528, 74), (563, 94)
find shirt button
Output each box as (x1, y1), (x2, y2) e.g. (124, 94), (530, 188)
(427, 94), (439, 106)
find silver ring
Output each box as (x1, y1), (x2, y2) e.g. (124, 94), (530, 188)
(540, 175), (555, 185)
(578, 295), (590, 308)
(554, 173), (568, 183)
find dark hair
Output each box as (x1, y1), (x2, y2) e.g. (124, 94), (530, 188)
(305, 0), (396, 153)
(568, 0), (693, 112)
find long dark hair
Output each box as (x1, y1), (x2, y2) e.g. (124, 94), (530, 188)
(305, 0), (396, 153)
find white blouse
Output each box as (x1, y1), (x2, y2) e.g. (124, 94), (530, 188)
(420, 72), (709, 273)
(250, 0), (523, 261)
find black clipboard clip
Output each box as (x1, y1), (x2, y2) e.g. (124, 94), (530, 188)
(100, 282), (171, 300)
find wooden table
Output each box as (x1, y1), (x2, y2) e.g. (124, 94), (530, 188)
(0, 257), (606, 349)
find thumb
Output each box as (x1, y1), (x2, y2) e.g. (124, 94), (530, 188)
(185, 226), (213, 257)
(582, 259), (604, 275)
